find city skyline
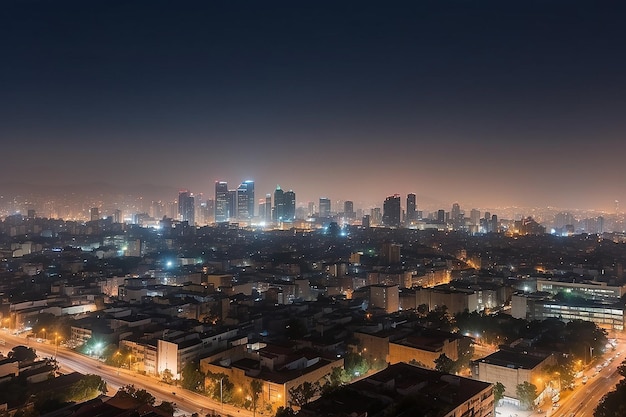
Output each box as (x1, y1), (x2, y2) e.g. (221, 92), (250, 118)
(2, 1), (626, 211)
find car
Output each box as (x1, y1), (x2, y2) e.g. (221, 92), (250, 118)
(582, 376), (588, 384)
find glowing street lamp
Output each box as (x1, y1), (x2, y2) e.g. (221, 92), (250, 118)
(54, 332), (59, 360)
(40, 328), (46, 341)
(115, 351), (121, 374)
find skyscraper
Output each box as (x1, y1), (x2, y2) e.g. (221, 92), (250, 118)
(344, 201), (355, 219)
(319, 198), (331, 218)
(227, 190), (237, 219)
(237, 180), (255, 220)
(284, 190), (296, 221)
(273, 186), (285, 221)
(215, 181), (229, 222)
(382, 195), (401, 227)
(90, 207), (100, 222)
(265, 194), (272, 223)
(178, 190), (195, 225)
(406, 193), (416, 222)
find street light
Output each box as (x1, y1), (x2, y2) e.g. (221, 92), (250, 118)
(115, 351), (121, 374)
(40, 328), (46, 341)
(220, 377), (224, 410)
(54, 332), (59, 360)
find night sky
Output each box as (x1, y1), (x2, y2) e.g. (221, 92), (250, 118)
(2, 1), (626, 211)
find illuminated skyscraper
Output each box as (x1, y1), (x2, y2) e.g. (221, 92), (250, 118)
(284, 190), (296, 221)
(319, 198), (331, 218)
(237, 180), (255, 220)
(215, 181), (229, 222)
(382, 195), (401, 227)
(178, 190), (195, 225)
(406, 193), (416, 222)
(273, 186), (285, 221)
(265, 194), (272, 222)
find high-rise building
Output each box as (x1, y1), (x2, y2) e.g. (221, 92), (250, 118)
(265, 194), (272, 223)
(344, 201), (355, 219)
(371, 207), (382, 225)
(237, 180), (255, 220)
(319, 198), (331, 218)
(406, 193), (416, 222)
(382, 195), (401, 227)
(307, 201), (315, 217)
(227, 190), (237, 219)
(273, 186), (285, 221)
(178, 190), (195, 225)
(215, 181), (229, 222)
(284, 190), (296, 221)
(90, 207), (100, 222)
(451, 203), (462, 229)
(437, 209), (446, 224)
(362, 214), (371, 228)
(470, 209), (481, 226)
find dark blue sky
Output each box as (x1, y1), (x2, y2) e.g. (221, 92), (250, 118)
(2, 1), (625, 210)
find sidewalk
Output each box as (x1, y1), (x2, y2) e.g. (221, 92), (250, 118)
(496, 403), (533, 417)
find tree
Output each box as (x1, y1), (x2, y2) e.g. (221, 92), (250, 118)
(493, 382), (505, 404)
(8, 346), (37, 363)
(434, 353), (455, 374)
(181, 362), (205, 392)
(155, 401), (176, 415)
(274, 406), (297, 417)
(117, 384), (156, 406)
(288, 381), (320, 407)
(206, 372), (234, 403)
(250, 379), (263, 417)
(515, 382), (538, 410)
(594, 359), (626, 417)
(161, 368), (174, 384)
(67, 374), (108, 401)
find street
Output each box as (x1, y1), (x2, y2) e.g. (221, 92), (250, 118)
(0, 330), (254, 417)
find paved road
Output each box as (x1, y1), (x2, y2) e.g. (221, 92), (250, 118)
(538, 337), (625, 417)
(1, 331), (255, 417)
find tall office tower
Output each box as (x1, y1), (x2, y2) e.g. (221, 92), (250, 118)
(319, 197), (331, 217)
(227, 190), (237, 219)
(491, 214), (498, 233)
(113, 209), (122, 224)
(451, 203), (462, 228)
(205, 199), (215, 223)
(258, 198), (266, 221)
(362, 214), (371, 228)
(382, 195), (401, 227)
(437, 209), (445, 224)
(470, 209), (481, 226)
(483, 212), (491, 232)
(237, 180), (255, 219)
(265, 194), (272, 223)
(371, 207), (382, 225)
(284, 190), (296, 221)
(273, 186), (285, 221)
(344, 201), (355, 219)
(90, 207), (100, 221)
(308, 201), (316, 216)
(215, 181), (229, 222)
(406, 193), (416, 222)
(178, 190), (195, 224)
